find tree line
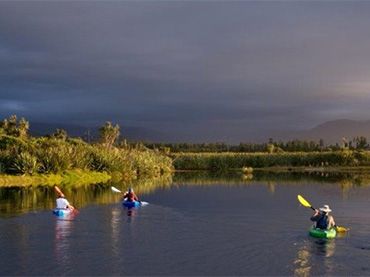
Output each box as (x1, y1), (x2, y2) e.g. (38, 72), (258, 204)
(146, 137), (369, 154)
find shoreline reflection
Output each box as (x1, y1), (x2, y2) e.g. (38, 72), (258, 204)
(1, 171), (370, 216)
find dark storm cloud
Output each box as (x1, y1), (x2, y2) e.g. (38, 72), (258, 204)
(1, 1), (370, 141)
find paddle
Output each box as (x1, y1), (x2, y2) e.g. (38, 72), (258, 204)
(54, 186), (77, 213)
(111, 186), (149, 206)
(297, 195), (316, 211)
(111, 186), (122, 193)
(111, 186), (129, 201)
(297, 194), (348, 233)
(54, 185), (64, 197)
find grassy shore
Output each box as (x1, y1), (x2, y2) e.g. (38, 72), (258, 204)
(172, 150), (370, 171)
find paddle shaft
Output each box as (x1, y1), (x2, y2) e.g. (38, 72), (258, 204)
(111, 186), (122, 193)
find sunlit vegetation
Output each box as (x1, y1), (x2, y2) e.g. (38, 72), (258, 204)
(1, 115), (369, 188)
(146, 137), (369, 153)
(0, 115), (173, 186)
(172, 151), (370, 171)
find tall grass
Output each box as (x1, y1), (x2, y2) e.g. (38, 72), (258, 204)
(0, 135), (173, 181)
(172, 150), (370, 171)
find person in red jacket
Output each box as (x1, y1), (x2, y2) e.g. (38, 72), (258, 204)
(122, 188), (139, 202)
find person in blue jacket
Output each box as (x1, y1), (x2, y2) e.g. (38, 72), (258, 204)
(310, 204), (336, 230)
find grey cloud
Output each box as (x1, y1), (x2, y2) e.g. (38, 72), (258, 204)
(0, 1), (370, 141)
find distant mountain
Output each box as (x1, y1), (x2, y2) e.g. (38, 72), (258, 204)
(311, 119), (370, 142)
(282, 119), (370, 144)
(28, 119), (370, 144)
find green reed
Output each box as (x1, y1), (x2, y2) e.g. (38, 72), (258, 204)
(0, 135), (173, 183)
(172, 150), (370, 171)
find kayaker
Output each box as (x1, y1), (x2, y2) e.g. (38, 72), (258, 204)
(122, 188), (139, 202)
(56, 192), (75, 211)
(310, 204), (335, 230)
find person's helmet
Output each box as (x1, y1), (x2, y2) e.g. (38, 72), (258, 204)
(128, 188), (133, 193)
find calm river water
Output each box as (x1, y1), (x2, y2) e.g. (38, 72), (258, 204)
(1, 172), (370, 276)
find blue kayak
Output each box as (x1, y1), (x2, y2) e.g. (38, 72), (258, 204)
(53, 208), (73, 216)
(122, 200), (141, 208)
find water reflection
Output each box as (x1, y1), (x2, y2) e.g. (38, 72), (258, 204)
(267, 181), (276, 194)
(1, 170), (370, 217)
(314, 239), (336, 258)
(180, 170), (370, 184)
(126, 208), (137, 219)
(122, 204), (141, 222)
(0, 174), (172, 216)
(111, 206), (121, 258)
(294, 238), (336, 277)
(1, 171), (370, 276)
(54, 214), (76, 271)
(294, 243), (311, 277)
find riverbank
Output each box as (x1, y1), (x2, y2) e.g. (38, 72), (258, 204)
(172, 150), (370, 171)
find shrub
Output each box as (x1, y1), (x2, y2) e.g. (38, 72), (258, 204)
(12, 152), (40, 175)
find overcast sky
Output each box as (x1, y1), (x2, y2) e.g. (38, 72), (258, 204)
(1, 1), (370, 142)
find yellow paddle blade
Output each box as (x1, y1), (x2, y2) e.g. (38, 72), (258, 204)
(336, 226), (348, 233)
(297, 194), (312, 208)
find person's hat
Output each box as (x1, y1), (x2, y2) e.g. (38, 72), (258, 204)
(128, 188), (133, 192)
(319, 205), (332, 213)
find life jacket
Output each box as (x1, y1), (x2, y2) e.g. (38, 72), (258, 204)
(316, 214), (329, 229)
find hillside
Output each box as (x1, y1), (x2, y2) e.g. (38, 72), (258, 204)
(28, 119), (370, 144)
(297, 119), (370, 144)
